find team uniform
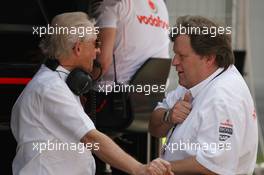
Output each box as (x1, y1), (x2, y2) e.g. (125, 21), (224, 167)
(156, 65), (258, 175)
(11, 65), (96, 175)
(96, 0), (170, 84)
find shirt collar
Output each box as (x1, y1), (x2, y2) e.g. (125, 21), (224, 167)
(189, 67), (224, 99)
(56, 65), (70, 81)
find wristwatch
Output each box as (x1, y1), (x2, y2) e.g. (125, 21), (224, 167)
(163, 110), (171, 124)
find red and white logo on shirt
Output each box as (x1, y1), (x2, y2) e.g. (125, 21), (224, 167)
(136, 0), (169, 29)
(219, 119), (233, 141)
(148, 0), (158, 14)
(252, 109), (257, 120)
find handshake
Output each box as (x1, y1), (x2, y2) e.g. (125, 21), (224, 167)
(136, 158), (173, 175)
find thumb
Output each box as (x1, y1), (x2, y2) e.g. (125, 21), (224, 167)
(183, 92), (192, 102)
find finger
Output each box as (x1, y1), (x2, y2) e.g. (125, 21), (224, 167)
(183, 92), (192, 103)
(151, 160), (166, 174)
(173, 104), (190, 116)
(174, 101), (191, 112)
(170, 114), (185, 124)
(165, 171), (174, 175)
(180, 101), (192, 110)
(153, 158), (172, 172)
(175, 117), (185, 123)
(172, 108), (190, 119)
(177, 105), (191, 115)
(148, 161), (163, 174)
(171, 112), (185, 122)
(159, 160), (173, 175)
(146, 166), (155, 175)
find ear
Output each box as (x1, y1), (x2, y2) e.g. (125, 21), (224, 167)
(72, 41), (82, 57)
(205, 54), (216, 67)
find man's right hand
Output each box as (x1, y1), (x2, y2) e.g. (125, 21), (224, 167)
(135, 158), (173, 175)
(168, 92), (192, 124)
(148, 92), (193, 138)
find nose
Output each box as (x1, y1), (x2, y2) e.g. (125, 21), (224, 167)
(172, 54), (180, 66)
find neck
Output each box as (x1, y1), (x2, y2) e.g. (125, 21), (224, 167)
(58, 56), (76, 71)
(191, 65), (218, 89)
(205, 65), (218, 79)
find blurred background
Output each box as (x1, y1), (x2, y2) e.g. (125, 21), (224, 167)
(0, 0), (263, 174)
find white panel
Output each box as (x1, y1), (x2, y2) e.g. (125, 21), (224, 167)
(166, 0), (228, 23)
(249, 0), (264, 139)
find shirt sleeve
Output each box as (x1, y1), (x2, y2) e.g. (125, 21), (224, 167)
(155, 85), (186, 110)
(42, 82), (95, 143)
(96, 0), (129, 28)
(195, 98), (243, 175)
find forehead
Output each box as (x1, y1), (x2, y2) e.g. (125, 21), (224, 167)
(173, 35), (193, 52)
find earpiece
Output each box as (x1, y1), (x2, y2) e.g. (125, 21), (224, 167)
(44, 59), (93, 96)
(66, 68), (93, 95)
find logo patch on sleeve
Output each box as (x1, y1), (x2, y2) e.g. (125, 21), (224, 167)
(252, 109), (257, 120)
(219, 119), (233, 141)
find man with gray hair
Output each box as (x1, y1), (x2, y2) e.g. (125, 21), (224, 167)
(149, 15), (258, 174)
(11, 12), (172, 175)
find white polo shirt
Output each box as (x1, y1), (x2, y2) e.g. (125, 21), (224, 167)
(156, 65), (258, 175)
(11, 65), (96, 175)
(96, 0), (170, 84)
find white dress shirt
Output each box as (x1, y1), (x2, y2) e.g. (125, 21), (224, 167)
(11, 65), (96, 175)
(156, 65), (258, 175)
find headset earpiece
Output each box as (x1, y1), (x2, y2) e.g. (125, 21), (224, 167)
(44, 59), (93, 96)
(66, 68), (93, 96)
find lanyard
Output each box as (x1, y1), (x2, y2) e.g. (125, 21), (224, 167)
(162, 68), (226, 156)
(161, 125), (176, 156)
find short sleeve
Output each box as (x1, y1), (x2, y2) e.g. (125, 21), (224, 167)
(155, 85), (186, 110)
(96, 0), (129, 28)
(42, 82), (95, 143)
(195, 99), (243, 175)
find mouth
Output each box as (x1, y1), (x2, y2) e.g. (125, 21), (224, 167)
(177, 70), (184, 75)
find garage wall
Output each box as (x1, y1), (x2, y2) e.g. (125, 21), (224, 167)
(249, 0), (264, 144)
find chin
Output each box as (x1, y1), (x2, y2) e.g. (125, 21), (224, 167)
(179, 80), (184, 86)
(87, 67), (93, 73)
(179, 81), (187, 88)
(82, 65), (91, 73)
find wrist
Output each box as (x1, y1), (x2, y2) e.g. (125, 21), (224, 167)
(162, 109), (172, 124)
(132, 163), (144, 175)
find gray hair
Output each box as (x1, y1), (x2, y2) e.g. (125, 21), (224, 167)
(39, 12), (97, 59)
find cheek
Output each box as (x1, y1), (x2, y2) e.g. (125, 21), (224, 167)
(85, 52), (92, 60)
(183, 64), (195, 80)
(89, 51), (96, 59)
(182, 61), (192, 73)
